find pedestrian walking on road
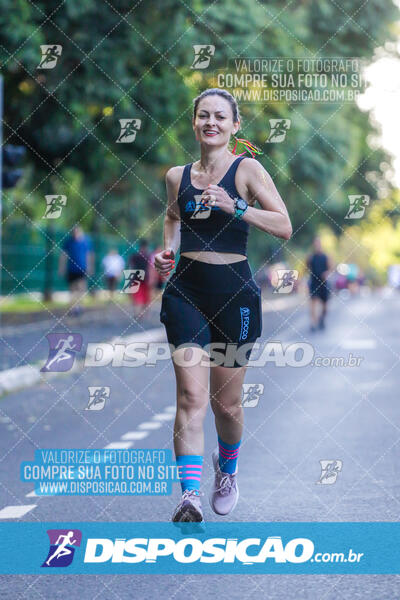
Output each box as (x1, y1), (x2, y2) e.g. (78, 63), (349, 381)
(102, 248), (124, 299)
(154, 88), (292, 525)
(307, 237), (333, 331)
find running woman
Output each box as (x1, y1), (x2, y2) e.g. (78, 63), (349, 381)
(154, 88), (292, 524)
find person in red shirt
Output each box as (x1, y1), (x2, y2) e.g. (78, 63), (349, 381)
(128, 239), (151, 317)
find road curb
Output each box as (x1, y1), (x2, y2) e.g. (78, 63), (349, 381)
(0, 328), (168, 398)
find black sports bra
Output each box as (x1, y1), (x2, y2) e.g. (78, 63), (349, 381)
(177, 156), (249, 255)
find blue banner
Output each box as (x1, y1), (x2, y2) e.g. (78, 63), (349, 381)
(20, 449), (180, 496)
(0, 522), (399, 574)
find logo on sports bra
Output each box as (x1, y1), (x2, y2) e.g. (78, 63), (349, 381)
(184, 199), (196, 212)
(185, 195), (221, 218)
(239, 307), (250, 340)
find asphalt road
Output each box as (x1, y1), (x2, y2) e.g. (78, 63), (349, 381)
(0, 288), (399, 598)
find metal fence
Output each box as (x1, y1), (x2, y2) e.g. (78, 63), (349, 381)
(1, 222), (145, 296)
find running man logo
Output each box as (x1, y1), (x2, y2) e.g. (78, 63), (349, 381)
(85, 386), (110, 411)
(265, 119), (291, 143)
(345, 195), (369, 219)
(316, 460), (343, 485)
(191, 45), (215, 69)
(189, 195), (212, 219)
(241, 383), (264, 407)
(273, 270), (298, 294)
(121, 269), (145, 293)
(37, 45), (62, 69)
(239, 307), (250, 341)
(41, 333), (82, 372)
(42, 195), (67, 219)
(42, 529), (82, 567)
(116, 119), (142, 143)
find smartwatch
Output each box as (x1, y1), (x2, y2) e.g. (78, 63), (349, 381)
(233, 197), (248, 219)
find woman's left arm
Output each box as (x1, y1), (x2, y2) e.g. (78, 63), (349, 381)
(204, 159), (292, 239)
(241, 159), (292, 240)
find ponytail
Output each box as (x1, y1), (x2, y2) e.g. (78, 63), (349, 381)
(232, 136), (263, 159)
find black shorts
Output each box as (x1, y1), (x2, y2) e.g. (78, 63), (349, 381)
(105, 275), (118, 291)
(309, 282), (330, 302)
(67, 271), (86, 284)
(160, 255), (262, 368)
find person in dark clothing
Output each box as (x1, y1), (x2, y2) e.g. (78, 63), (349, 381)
(59, 225), (94, 316)
(307, 237), (333, 331)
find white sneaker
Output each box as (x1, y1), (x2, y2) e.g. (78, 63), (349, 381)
(209, 448), (239, 515)
(172, 489), (204, 523)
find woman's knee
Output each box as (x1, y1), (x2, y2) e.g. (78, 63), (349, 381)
(210, 393), (242, 419)
(177, 386), (208, 414)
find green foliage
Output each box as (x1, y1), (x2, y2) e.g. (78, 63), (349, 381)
(0, 0), (398, 286)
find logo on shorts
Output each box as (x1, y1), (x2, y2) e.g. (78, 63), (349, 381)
(121, 269), (145, 293)
(42, 529), (82, 567)
(239, 307), (250, 340)
(41, 334), (82, 372)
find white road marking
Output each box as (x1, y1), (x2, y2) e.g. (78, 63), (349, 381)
(341, 339), (377, 349)
(366, 362), (385, 371)
(0, 504), (37, 519)
(103, 441), (133, 449)
(121, 431), (149, 441)
(355, 381), (390, 392)
(138, 421), (162, 430)
(152, 413), (175, 421)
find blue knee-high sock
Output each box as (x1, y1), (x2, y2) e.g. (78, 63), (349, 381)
(176, 455), (203, 493)
(218, 436), (241, 474)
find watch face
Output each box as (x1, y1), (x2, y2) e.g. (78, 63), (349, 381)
(237, 199), (247, 210)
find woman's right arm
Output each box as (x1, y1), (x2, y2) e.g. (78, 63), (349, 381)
(154, 166), (182, 277)
(163, 166), (182, 256)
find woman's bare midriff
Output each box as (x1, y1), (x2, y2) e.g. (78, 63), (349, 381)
(181, 251), (246, 264)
